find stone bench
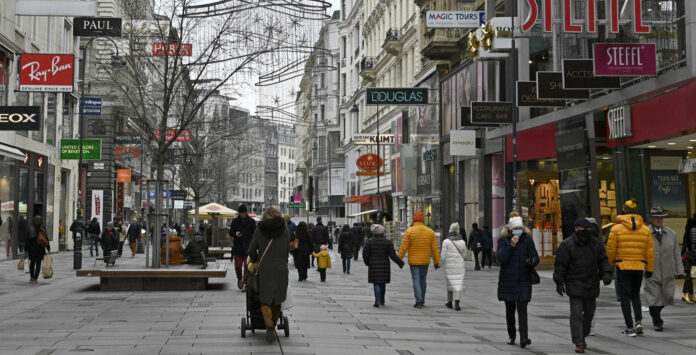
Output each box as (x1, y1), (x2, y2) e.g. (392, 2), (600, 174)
(76, 263), (227, 291)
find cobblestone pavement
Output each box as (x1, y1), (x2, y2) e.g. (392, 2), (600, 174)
(0, 250), (695, 355)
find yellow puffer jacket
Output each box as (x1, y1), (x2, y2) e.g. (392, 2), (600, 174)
(606, 214), (654, 272)
(398, 222), (440, 266)
(312, 250), (332, 269)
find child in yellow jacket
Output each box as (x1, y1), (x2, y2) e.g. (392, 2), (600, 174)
(312, 244), (332, 282)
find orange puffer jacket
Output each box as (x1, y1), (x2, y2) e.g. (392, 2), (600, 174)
(398, 222), (440, 266)
(161, 236), (186, 265)
(606, 214), (654, 272)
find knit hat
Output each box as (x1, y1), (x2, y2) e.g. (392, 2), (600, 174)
(238, 204), (248, 213)
(508, 216), (523, 229)
(574, 218), (595, 229)
(413, 211), (424, 222)
(106, 221), (114, 228)
(622, 198), (637, 214)
(449, 222), (460, 233)
(370, 224), (385, 235)
(320, 244), (328, 251)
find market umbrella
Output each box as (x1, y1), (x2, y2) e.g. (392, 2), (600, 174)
(187, 203), (238, 220)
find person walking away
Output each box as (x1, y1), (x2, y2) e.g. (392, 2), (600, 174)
(86, 217), (101, 257)
(441, 222), (467, 311)
(292, 222), (314, 281)
(311, 217), (332, 267)
(247, 207), (290, 343)
(606, 199), (654, 337)
(312, 244), (331, 282)
(184, 232), (209, 265)
(338, 224), (354, 273)
(58, 219), (64, 250)
(644, 207), (683, 331)
(682, 214), (696, 303)
(127, 218), (140, 257)
(398, 211), (440, 309)
(362, 222), (373, 242)
(554, 218), (612, 353)
(497, 214), (538, 348)
(161, 229), (186, 265)
(350, 223), (363, 260)
(229, 205), (256, 290)
(26, 215), (49, 284)
(100, 222), (119, 261)
(115, 219), (126, 257)
(285, 214), (296, 237)
(363, 224), (403, 307)
(482, 225), (494, 268)
(469, 223), (485, 270)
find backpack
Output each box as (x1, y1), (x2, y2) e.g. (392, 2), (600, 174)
(37, 227), (49, 248)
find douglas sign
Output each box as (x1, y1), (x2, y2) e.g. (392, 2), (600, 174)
(20, 54), (75, 92)
(366, 88), (428, 106)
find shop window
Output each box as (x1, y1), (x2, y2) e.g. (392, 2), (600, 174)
(0, 159), (16, 261)
(46, 165), (55, 240)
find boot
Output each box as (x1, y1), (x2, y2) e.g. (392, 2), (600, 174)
(445, 301), (452, 309)
(455, 300), (461, 311)
(682, 293), (695, 304)
(690, 293), (696, 303)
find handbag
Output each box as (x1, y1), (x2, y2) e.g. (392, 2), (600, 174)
(42, 254), (54, 279)
(246, 239), (274, 293)
(18, 258), (24, 271)
(525, 238), (541, 285)
(448, 239), (472, 262)
(289, 238), (299, 251)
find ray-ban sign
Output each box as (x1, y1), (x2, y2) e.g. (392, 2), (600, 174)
(366, 88), (428, 105)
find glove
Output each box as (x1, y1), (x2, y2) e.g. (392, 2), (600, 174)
(434, 263), (440, 270)
(644, 271), (653, 279)
(525, 257), (536, 266)
(556, 283), (565, 296)
(248, 262), (258, 273)
(398, 262), (404, 269)
(602, 273), (612, 286)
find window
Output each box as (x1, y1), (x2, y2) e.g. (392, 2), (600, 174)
(320, 105), (325, 121)
(320, 73), (325, 88)
(46, 17), (53, 50)
(31, 17), (39, 43)
(31, 93), (44, 142)
(63, 21), (72, 52)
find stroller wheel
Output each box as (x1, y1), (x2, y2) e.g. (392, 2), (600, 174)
(240, 317), (246, 338)
(283, 316), (290, 337)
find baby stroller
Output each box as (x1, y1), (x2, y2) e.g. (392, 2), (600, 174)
(240, 286), (290, 338)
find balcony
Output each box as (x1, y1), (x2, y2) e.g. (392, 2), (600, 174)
(382, 28), (403, 56)
(421, 28), (464, 61)
(359, 57), (377, 81)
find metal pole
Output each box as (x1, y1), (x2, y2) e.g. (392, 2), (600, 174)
(511, 0), (519, 212)
(376, 104), (380, 221)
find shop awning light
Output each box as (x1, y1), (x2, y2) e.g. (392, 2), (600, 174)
(648, 145), (657, 148)
(690, 139), (696, 142)
(667, 142), (676, 145)
(688, 146), (694, 149)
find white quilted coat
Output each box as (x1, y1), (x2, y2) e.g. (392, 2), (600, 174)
(440, 235), (467, 292)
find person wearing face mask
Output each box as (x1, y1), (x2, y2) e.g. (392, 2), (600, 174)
(497, 214), (538, 349)
(554, 218), (612, 354)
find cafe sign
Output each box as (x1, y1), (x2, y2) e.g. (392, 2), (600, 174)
(366, 88), (428, 106)
(470, 102), (513, 125)
(73, 17), (122, 37)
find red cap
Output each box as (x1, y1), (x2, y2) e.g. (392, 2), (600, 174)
(413, 211), (424, 222)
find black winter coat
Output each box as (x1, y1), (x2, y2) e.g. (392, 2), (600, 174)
(482, 230), (493, 250)
(469, 229), (484, 250)
(127, 223), (141, 243)
(312, 222), (332, 251)
(292, 231), (314, 269)
(553, 233), (612, 298)
(248, 217), (290, 306)
(338, 231), (353, 258)
(229, 216), (256, 256)
(26, 225), (49, 261)
(350, 226), (363, 248)
(100, 229), (119, 254)
(497, 232), (539, 302)
(363, 235), (403, 284)
(87, 222), (100, 235)
(683, 223), (696, 263)
(184, 235), (209, 265)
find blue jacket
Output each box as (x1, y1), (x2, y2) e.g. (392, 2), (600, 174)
(497, 232), (539, 302)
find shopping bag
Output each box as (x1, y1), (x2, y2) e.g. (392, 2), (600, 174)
(691, 265), (696, 279)
(329, 250), (336, 263)
(18, 258), (24, 271)
(42, 254), (54, 279)
(287, 254), (295, 269)
(464, 249), (473, 262)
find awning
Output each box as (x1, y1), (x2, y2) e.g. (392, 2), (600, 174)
(0, 143), (26, 161)
(349, 209), (379, 218)
(187, 203), (237, 220)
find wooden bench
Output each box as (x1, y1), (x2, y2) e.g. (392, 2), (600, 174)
(76, 263), (228, 291)
(207, 247), (232, 259)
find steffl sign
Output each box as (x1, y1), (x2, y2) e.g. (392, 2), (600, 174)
(607, 105), (632, 139)
(366, 88), (428, 106)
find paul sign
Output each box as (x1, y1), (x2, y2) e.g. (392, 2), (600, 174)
(0, 106), (41, 131)
(73, 17), (122, 37)
(20, 54), (75, 92)
(366, 88), (428, 106)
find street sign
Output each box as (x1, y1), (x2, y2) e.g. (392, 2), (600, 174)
(425, 11), (486, 28)
(562, 60), (621, 89)
(516, 82), (566, 107)
(353, 134), (395, 145)
(366, 88), (428, 105)
(288, 203), (306, 208)
(536, 72), (589, 100)
(0, 106), (41, 131)
(60, 139), (101, 160)
(170, 190), (187, 200)
(470, 102), (513, 125)
(114, 132), (141, 145)
(93, 162), (105, 170)
(80, 97), (102, 116)
(73, 17), (122, 37)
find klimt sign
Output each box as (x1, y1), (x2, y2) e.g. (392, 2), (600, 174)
(20, 54), (74, 92)
(0, 106), (41, 131)
(366, 88), (428, 105)
(593, 43), (657, 76)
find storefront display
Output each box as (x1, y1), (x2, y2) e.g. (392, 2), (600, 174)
(518, 167), (561, 257)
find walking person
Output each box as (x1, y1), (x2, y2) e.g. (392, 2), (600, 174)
(26, 215), (49, 284)
(127, 218), (140, 257)
(86, 217), (101, 257)
(497, 214), (538, 348)
(100, 222), (119, 259)
(682, 214), (696, 303)
(115, 218), (125, 258)
(363, 224), (403, 307)
(350, 223), (363, 260)
(441, 223), (467, 311)
(247, 207), (290, 343)
(292, 222), (313, 281)
(469, 223), (484, 270)
(482, 225), (494, 268)
(398, 211), (440, 309)
(606, 199), (654, 337)
(228, 205), (256, 290)
(285, 214), (296, 237)
(644, 207), (683, 332)
(362, 222), (372, 242)
(554, 218), (612, 353)
(312, 244), (331, 282)
(338, 224), (354, 274)
(311, 217), (332, 267)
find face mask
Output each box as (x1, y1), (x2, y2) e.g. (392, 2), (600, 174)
(577, 230), (593, 240)
(512, 229), (523, 237)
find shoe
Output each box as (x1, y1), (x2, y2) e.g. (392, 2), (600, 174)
(265, 326), (276, 343)
(455, 300), (461, 311)
(380, 301), (385, 306)
(373, 302), (380, 308)
(475, 266), (481, 270)
(347, 270), (350, 274)
(682, 293), (695, 304)
(445, 301), (452, 309)
(589, 330), (595, 336)
(237, 279), (243, 290)
(520, 338), (531, 348)
(622, 329), (637, 337)
(690, 294), (696, 303)
(575, 344), (586, 353)
(414, 303), (423, 309)
(507, 339), (515, 345)
(635, 321), (644, 334)
(655, 325), (663, 332)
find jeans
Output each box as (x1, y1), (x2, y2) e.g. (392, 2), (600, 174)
(409, 264), (429, 304)
(117, 241), (124, 257)
(649, 306), (664, 327)
(234, 254), (248, 281)
(373, 283), (386, 303)
(318, 268), (326, 282)
(297, 267), (308, 281)
(353, 246), (360, 260)
(504, 301), (529, 341)
(569, 297), (596, 345)
(342, 257), (351, 273)
(473, 248), (481, 269)
(684, 259), (693, 294)
(89, 234), (99, 256)
(617, 269), (643, 328)
(29, 258), (42, 280)
(482, 249), (493, 268)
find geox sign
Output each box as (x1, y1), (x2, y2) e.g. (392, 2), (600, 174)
(0, 106), (41, 131)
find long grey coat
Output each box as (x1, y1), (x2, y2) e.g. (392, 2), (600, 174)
(248, 217), (290, 306)
(643, 225), (682, 306)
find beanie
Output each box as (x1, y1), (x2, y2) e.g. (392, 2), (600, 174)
(320, 244), (328, 251)
(622, 198), (637, 214)
(508, 216), (523, 229)
(370, 224), (385, 235)
(238, 204), (248, 213)
(413, 211), (424, 223)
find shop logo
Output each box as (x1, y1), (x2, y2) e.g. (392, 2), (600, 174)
(19, 54), (75, 92)
(519, 0), (649, 34)
(0, 106), (41, 131)
(366, 88), (428, 105)
(356, 154), (383, 171)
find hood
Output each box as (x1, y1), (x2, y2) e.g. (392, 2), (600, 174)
(447, 232), (462, 241)
(167, 235), (181, 242)
(192, 234), (205, 243)
(616, 214), (645, 231)
(501, 225), (532, 238)
(257, 217), (287, 239)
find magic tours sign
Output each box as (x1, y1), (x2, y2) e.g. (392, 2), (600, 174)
(366, 88), (428, 106)
(519, 0), (650, 34)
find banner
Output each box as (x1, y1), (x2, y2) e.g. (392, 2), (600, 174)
(650, 156), (687, 218)
(0, 106), (41, 131)
(19, 54), (75, 92)
(91, 190), (104, 230)
(154, 129), (191, 142)
(115, 146), (141, 159)
(117, 169), (131, 183)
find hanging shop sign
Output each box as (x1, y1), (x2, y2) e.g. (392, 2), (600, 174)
(91, 189), (104, 230)
(425, 11), (486, 28)
(353, 134), (395, 145)
(366, 88), (428, 105)
(114, 132), (141, 145)
(80, 97), (102, 116)
(470, 101), (513, 125)
(122, 20), (170, 37)
(556, 130), (587, 171)
(342, 196), (372, 203)
(60, 139), (101, 160)
(356, 153), (384, 176)
(115, 146), (141, 159)
(607, 105), (632, 139)
(19, 54), (75, 92)
(0, 106), (41, 131)
(518, 0), (649, 34)
(16, 1), (96, 16)
(288, 203), (306, 208)
(152, 43), (193, 56)
(116, 169), (131, 183)
(164, 148), (186, 165)
(536, 72), (590, 100)
(593, 43), (657, 76)
(73, 17), (122, 37)
(450, 130), (477, 157)
(516, 82), (566, 107)
(154, 129), (191, 142)
(562, 59), (621, 89)
(93, 162), (105, 170)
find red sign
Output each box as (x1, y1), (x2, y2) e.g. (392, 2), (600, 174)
(19, 54), (75, 92)
(356, 171), (385, 176)
(520, 0), (649, 34)
(116, 169), (131, 183)
(343, 196), (372, 203)
(293, 193), (302, 203)
(356, 153), (383, 171)
(593, 43), (657, 77)
(154, 129), (191, 142)
(115, 146), (142, 159)
(152, 43), (192, 56)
